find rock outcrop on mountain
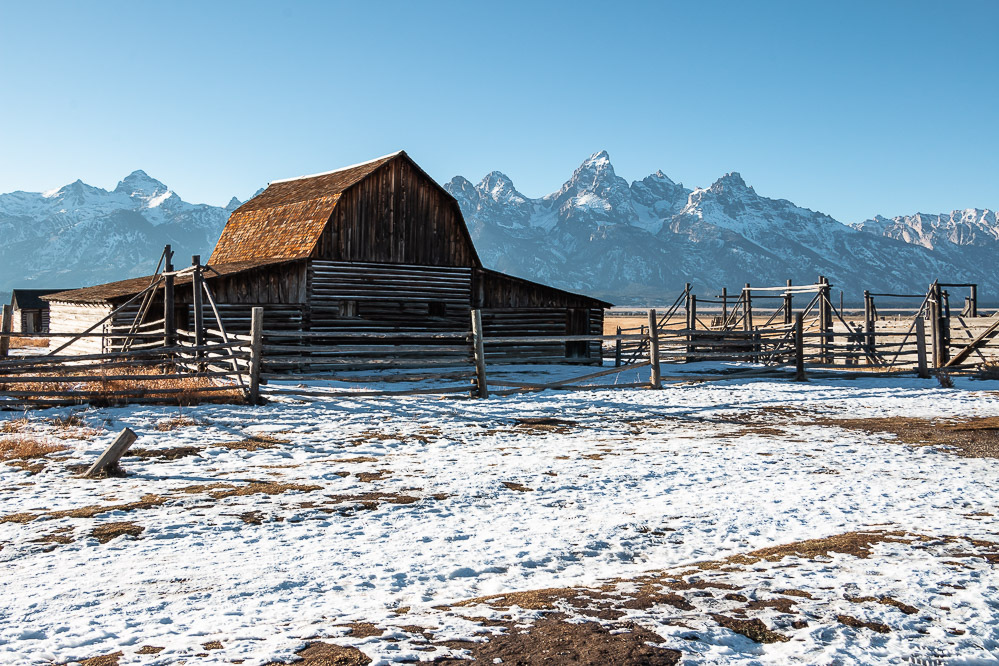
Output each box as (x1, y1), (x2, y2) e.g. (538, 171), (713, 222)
(447, 152), (996, 303)
(1, 156), (994, 306)
(0, 171), (236, 292)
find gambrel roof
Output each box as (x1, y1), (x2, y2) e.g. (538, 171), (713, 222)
(209, 152), (403, 264)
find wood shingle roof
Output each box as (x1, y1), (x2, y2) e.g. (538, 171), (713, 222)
(209, 152), (402, 264)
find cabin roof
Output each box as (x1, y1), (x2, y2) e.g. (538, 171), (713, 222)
(42, 259), (295, 305)
(478, 268), (613, 309)
(10, 289), (71, 310)
(210, 152), (404, 264)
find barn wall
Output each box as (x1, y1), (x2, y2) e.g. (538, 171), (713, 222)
(317, 160), (477, 267)
(47, 302), (111, 355)
(306, 260), (472, 333)
(472, 269), (606, 363)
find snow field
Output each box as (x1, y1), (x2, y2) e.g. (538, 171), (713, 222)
(0, 370), (997, 664)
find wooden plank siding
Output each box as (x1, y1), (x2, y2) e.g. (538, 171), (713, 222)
(316, 158), (478, 267)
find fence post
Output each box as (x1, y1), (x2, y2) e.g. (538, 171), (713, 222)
(687, 295), (698, 363)
(647, 308), (661, 389)
(784, 279), (793, 325)
(471, 309), (488, 398)
(970, 284), (978, 318)
(721, 287), (728, 325)
(249, 306), (264, 404)
(163, 245), (175, 348)
(794, 312), (806, 381)
(914, 316), (929, 379)
(0, 304), (10, 358)
(929, 282), (942, 369)
(192, 255), (205, 345)
(615, 326), (622, 367)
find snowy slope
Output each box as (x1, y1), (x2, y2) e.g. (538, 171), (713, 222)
(1, 369), (998, 664)
(0, 172), (237, 292)
(447, 153), (998, 303)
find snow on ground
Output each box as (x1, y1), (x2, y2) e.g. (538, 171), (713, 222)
(1, 364), (998, 664)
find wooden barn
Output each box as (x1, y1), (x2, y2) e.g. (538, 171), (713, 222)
(44, 151), (610, 360)
(8, 289), (67, 334)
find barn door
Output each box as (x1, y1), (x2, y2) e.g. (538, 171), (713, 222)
(566, 308), (589, 358)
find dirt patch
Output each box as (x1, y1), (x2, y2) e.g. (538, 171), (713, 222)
(335, 622), (383, 638)
(155, 416), (204, 431)
(217, 434), (289, 451)
(79, 652), (123, 666)
(200, 482), (321, 499)
(48, 494), (167, 520)
(711, 614), (789, 643)
(502, 481), (534, 492)
(264, 641), (371, 666)
(513, 417), (578, 434)
(325, 492), (420, 511)
(837, 614), (890, 633)
(91, 521), (144, 544)
(0, 512), (40, 524)
(335, 456), (379, 464)
(6, 460), (47, 474)
(814, 416), (999, 459)
(128, 446), (202, 460)
(437, 616), (679, 665)
(202, 640), (223, 650)
(845, 595), (919, 615)
(31, 527), (75, 546)
(355, 470), (391, 483)
(135, 646), (164, 654)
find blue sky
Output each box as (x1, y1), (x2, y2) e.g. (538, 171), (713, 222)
(0, 0), (995, 222)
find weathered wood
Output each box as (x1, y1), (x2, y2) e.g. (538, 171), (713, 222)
(943, 310), (999, 368)
(648, 309), (661, 389)
(794, 312), (806, 381)
(914, 316), (930, 378)
(0, 304), (11, 358)
(84, 428), (137, 478)
(249, 307), (264, 404)
(471, 309), (488, 398)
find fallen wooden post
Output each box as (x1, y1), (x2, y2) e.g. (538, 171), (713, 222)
(84, 428), (138, 478)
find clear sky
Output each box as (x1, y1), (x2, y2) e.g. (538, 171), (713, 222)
(0, 0), (995, 223)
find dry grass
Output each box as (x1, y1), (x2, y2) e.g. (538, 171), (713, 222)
(91, 521), (144, 544)
(216, 434), (288, 451)
(0, 365), (245, 407)
(264, 642), (372, 666)
(0, 436), (68, 461)
(154, 415), (203, 431)
(8, 336), (49, 349)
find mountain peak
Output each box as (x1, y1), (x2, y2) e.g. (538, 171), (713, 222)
(115, 170), (168, 197)
(477, 171), (525, 204)
(709, 171), (754, 195)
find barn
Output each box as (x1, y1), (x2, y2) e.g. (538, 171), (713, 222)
(8, 289), (67, 334)
(44, 151), (610, 361)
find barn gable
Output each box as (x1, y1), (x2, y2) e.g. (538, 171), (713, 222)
(209, 151), (480, 267)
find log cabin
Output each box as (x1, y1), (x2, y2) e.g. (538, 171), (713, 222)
(43, 151), (610, 361)
(9, 289), (67, 334)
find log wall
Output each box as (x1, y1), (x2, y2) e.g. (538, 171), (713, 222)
(46, 302), (112, 355)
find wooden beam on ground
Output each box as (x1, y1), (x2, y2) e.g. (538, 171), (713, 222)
(84, 428), (137, 478)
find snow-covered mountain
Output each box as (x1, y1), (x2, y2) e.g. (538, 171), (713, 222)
(447, 152), (998, 303)
(0, 171), (237, 293)
(2, 157), (995, 305)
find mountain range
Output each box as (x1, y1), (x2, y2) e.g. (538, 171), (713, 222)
(1, 154), (995, 306)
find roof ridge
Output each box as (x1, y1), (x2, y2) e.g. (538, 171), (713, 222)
(268, 151), (404, 185)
